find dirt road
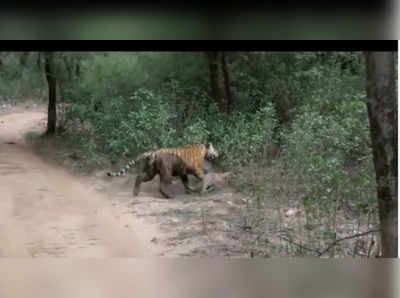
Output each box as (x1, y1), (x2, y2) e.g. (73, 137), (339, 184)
(0, 108), (152, 257)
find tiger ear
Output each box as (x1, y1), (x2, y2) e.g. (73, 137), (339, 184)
(205, 143), (210, 149)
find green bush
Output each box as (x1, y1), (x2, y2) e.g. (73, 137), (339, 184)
(207, 103), (277, 168)
(279, 93), (376, 219)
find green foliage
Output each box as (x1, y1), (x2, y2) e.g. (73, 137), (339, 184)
(281, 92), (374, 194)
(208, 104), (277, 167)
(0, 53), (45, 101)
(119, 89), (177, 151)
(59, 53), (280, 169)
(180, 119), (210, 145)
(58, 52), (368, 168)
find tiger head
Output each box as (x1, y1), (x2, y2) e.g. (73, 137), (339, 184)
(205, 143), (218, 161)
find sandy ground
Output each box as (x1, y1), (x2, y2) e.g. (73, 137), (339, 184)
(0, 105), (222, 298)
(0, 107), (155, 257)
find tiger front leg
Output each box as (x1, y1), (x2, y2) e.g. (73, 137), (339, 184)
(199, 177), (210, 194)
(193, 172), (216, 195)
(192, 172), (208, 194)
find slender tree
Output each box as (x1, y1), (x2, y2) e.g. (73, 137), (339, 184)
(36, 52), (42, 70)
(63, 53), (73, 81)
(75, 60), (81, 77)
(365, 51), (398, 257)
(205, 51), (225, 112)
(205, 51), (235, 113)
(19, 52), (29, 66)
(44, 52), (57, 135)
(221, 52), (235, 113)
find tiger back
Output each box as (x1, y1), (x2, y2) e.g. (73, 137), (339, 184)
(106, 143), (218, 177)
(156, 144), (208, 175)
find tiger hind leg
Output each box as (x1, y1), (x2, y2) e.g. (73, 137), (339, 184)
(159, 174), (175, 199)
(133, 169), (156, 197)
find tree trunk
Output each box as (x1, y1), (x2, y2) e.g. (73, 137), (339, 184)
(19, 52), (29, 66)
(45, 52), (57, 135)
(75, 60), (81, 77)
(205, 51), (225, 112)
(37, 52), (42, 70)
(63, 54), (72, 81)
(221, 52), (235, 113)
(365, 51), (398, 258)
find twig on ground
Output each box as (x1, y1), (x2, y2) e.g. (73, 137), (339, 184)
(318, 229), (381, 256)
(278, 229), (381, 257)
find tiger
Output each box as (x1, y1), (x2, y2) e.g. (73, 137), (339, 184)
(106, 143), (219, 198)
